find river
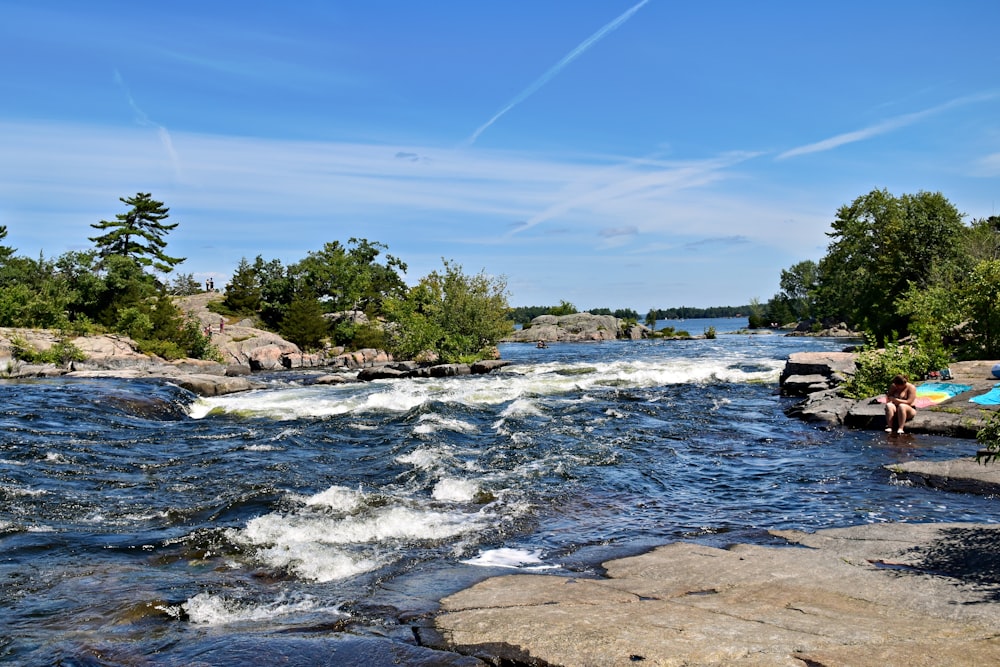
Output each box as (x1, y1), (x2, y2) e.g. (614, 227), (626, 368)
(1, 318), (994, 665)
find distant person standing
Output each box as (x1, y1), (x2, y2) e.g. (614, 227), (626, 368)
(219, 318), (225, 334)
(884, 374), (917, 434)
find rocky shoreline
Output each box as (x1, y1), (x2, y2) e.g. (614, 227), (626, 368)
(422, 349), (1000, 666)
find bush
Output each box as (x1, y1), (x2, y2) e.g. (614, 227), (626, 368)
(9, 336), (86, 365)
(842, 335), (949, 399)
(704, 326), (717, 339)
(976, 412), (1000, 464)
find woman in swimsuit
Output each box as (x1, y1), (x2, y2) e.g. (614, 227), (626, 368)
(884, 373), (917, 434)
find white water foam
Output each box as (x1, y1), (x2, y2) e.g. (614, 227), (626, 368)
(432, 477), (479, 502)
(189, 355), (782, 421)
(462, 547), (558, 570)
(229, 485), (490, 582)
(182, 591), (342, 626)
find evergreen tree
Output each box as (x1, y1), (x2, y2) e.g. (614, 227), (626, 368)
(0, 225), (15, 264)
(224, 257), (262, 314)
(280, 290), (329, 351)
(90, 193), (185, 273)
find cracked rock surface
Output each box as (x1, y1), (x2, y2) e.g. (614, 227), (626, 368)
(436, 523), (1000, 666)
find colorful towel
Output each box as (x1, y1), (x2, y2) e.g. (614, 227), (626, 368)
(970, 383), (1000, 405)
(916, 382), (973, 406)
(877, 382), (972, 408)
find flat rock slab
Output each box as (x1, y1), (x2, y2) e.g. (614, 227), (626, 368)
(436, 523), (1000, 666)
(888, 458), (1000, 494)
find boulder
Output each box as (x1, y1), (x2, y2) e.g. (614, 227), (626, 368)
(505, 313), (623, 343)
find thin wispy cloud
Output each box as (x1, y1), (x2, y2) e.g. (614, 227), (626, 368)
(778, 91), (999, 160)
(509, 151), (760, 236)
(464, 0), (650, 146)
(113, 69), (181, 176)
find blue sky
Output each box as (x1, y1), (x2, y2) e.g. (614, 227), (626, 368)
(1, 1), (998, 310)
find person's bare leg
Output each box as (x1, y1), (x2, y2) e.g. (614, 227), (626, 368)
(897, 405), (915, 434)
(885, 403), (897, 432)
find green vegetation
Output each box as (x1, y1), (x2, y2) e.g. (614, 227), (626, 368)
(2, 193), (515, 364)
(8, 336), (86, 365)
(976, 412), (1000, 464)
(0, 194), (216, 361)
(842, 336), (948, 399)
(383, 260), (511, 363)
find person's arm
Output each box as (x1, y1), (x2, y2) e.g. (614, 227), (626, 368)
(901, 384), (917, 405)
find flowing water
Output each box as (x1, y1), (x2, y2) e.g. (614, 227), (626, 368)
(1, 318), (995, 665)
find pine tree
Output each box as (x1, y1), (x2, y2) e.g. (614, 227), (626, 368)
(280, 291), (329, 351)
(89, 193), (185, 273)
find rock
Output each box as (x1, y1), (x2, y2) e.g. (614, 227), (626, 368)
(887, 458), (1000, 495)
(357, 366), (409, 381)
(505, 313), (624, 343)
(779, 351), (856, 389)
(784, 388), (855, 424)
(170, 374), (258, 397)
(313, 373), (355, 385)
(435, 523), (1000, 667)
(470, 359), (512, 374)
(429, 364), (472, 377)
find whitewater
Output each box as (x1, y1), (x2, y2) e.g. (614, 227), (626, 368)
(1, 318), (994, 665)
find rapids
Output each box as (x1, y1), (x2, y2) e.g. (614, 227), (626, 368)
(1, 318), (995, 665)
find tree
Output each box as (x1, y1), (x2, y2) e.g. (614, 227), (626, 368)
(385, 260), (511, 363)
(549, 300), (577, 316)
(777, 260), (818, 321)
(168, 272), (202, 296)
(89, 193), (185, 273)
(293, 238), (407, 314)
(223, 257), (263, 314)
(962, 260), (1000, 358)
(0, 225), (15, 265)
(816, 189), (965, 341)
(280, 290), (330, 351)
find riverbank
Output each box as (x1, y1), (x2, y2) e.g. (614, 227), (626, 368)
(424, 349), (1000, 666)
(430, 522), (1000, 666)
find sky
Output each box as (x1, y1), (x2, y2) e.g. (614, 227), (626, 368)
(1, 1), (999, 311)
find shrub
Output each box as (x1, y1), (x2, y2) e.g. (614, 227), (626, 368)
(704, 326), (717, 339)
(976, 412), (1000, 464)
(9, 336), (86, 365)
(842, 335), (949, 399)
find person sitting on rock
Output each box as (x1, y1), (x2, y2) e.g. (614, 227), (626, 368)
(884, 374), (917, 434)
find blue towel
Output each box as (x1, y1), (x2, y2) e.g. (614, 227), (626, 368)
(970, 383), (1000, 405)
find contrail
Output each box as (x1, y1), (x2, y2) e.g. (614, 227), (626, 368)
(464, 0), (651, 146)
(114, 69), (181, 175)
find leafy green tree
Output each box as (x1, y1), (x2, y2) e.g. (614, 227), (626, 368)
(294, 238), (407, 314)
(0, 254), (73, 329)
(963, 216), (1000, 264)
(385, 260), (511, 363)
(89, 193), (185, 273)
(777, 260), (818, 320)
(645, 309), (657, 328)
(962, 260), (1000, 358)
(91, 255), (158, 327)
(816, 189), (964, 341)
(383, 280), (446, 360)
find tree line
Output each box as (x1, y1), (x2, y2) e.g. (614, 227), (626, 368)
(0, 193), (512, 364)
